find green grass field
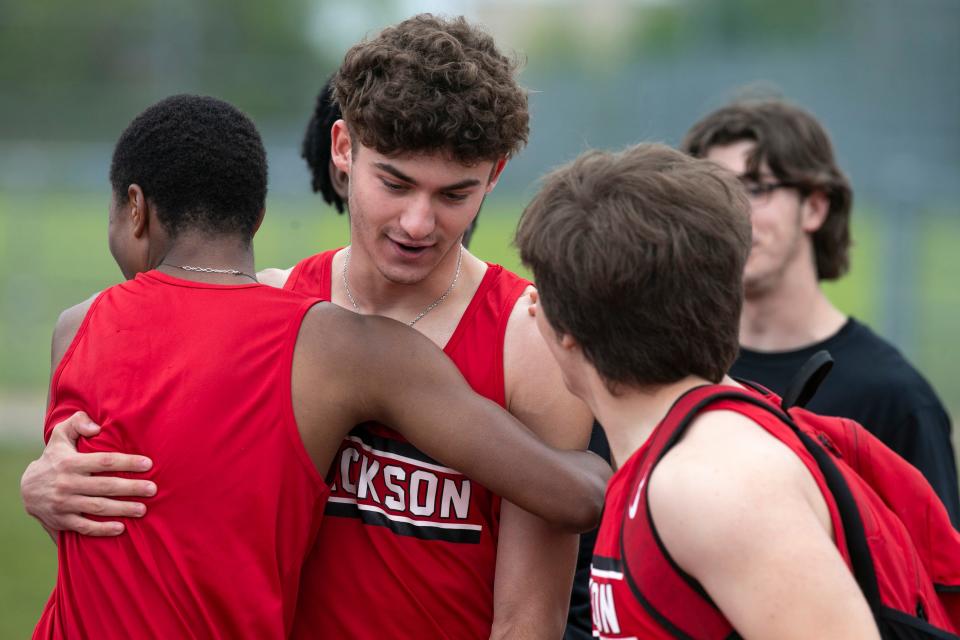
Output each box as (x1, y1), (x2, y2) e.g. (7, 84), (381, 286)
(0, 191), (958, 636)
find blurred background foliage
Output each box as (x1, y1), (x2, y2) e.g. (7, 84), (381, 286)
(0, 0), (958, 636)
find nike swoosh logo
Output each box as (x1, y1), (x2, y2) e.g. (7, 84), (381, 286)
(628, 476), (646, 520)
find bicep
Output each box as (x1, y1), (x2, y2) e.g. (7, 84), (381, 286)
(358, 316), (595, 527)
(492, 292), (592, 634)
(491, 503), (579, 638)
(697, 508), (874, 639)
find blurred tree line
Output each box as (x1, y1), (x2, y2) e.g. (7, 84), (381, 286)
(0, 0), (853, 142)
(0, 0), (332, 139)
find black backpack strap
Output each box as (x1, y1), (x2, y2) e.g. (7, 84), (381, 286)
(780, 350), (833, 411)
(781, 350), (834, 410)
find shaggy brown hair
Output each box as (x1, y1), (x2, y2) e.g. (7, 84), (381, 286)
(333, 14), (529, 164)
(682, 99), (853, 281)
(516, 144), (751, 391)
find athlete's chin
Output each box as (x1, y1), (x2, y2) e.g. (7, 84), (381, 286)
(743, 270), (776, 299)
(376, 262), (433, 286)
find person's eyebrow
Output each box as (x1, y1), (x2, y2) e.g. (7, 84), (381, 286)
(374, 162), (482, 191)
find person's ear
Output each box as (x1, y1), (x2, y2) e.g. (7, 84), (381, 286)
(331, 120), (353, 175)
(485, 157), (508, 193)
(127, 184), (149, 239)
(329, 161), (349, 201)
(801, 190), (830, 233)
(252, 208), (266, 236)
(560, 333), (580, 352)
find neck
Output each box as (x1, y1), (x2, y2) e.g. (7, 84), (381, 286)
(154, 233), (256, 284)
(740, 264), (846, 351)
(339, 241), (478, 322)
(584, 373), (717, 469)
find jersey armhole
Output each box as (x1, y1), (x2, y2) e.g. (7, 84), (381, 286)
(46, 291), (108, 435)
(278, 298), (330, 491)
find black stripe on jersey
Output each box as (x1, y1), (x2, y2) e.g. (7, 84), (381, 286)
(592, 555), (622, 572)
(349, 424), (444, 467)
(326, 500), (482, 544)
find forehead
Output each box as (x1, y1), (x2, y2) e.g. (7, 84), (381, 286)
(704, 139), (776, 180)
(704, 140), (755, 174)
(356, 143), (494, 186)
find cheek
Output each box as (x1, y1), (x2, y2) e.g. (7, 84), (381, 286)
(748, 208), (783, 241)
(107, 219), (124, 261)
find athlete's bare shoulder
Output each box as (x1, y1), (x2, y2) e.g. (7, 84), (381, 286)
(503, 285), (592, 448)
(502, 285), (539, 374)
(648, 408), (833, 572)
(51, 292), (100, 370)
(257, 266), (293, 289)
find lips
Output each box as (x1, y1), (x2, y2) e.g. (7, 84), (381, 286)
(389, 238), (434, 256)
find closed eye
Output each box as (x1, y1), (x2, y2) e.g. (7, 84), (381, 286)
(381, 179), (409, 193)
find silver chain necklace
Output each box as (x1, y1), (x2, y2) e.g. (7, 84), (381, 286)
(341, 244), (463, 327)
(161, 263), (258, 282)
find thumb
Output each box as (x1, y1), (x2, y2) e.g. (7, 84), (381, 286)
(54, 411), (101, 444)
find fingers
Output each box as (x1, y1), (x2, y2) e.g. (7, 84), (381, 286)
(71, 475), (157, 498)
(527, 290), (539, 316)
(70, 451), (152, 476)
(66, 496), (147, 519)
(59, 514), (126, 537)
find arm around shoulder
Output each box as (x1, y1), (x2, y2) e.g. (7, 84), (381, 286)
(304, 307), (607, 531)
(22, 292), (156, 540)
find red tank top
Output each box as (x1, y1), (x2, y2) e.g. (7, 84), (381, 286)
(33, 271), (330, 640)
(284, 249), (531, 640)
(590, 385), (850, 639)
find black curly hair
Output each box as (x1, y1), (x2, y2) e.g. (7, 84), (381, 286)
(109, 94), (268, 243)
(301, 76), (346, 213)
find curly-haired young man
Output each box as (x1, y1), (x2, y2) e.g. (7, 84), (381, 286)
(682, 99), (959, 526)
(24, 15), (596, 640)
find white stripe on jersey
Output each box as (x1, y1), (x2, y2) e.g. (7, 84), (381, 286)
(328, 496), (483, 531)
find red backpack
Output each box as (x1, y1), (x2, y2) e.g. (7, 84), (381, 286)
(620, 351), (960, 639)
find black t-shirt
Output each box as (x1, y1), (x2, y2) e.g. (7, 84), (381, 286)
(731, 318), (960, 527)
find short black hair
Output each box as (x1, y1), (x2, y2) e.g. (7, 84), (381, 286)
(109, 94), (268, 242)
(301, 76), (346, 213)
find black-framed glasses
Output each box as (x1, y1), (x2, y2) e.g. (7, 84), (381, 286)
(737, 176), (798, 205)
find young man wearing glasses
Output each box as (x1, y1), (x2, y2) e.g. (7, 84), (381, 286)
(682, 98), (959, 526)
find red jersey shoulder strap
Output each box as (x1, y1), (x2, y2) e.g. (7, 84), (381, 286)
(443, 263), (530, 354)
(284, 249), (339, 299)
